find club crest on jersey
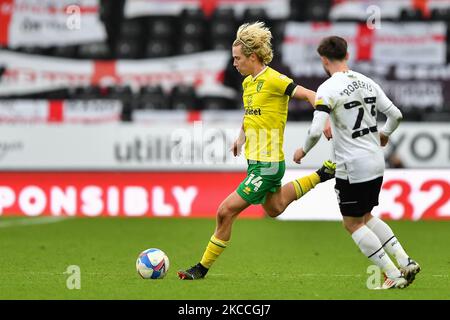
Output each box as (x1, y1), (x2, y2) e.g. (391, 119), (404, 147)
(256, 80), (265, 92)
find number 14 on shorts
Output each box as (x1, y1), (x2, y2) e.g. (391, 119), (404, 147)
(245, 174), (263, 192)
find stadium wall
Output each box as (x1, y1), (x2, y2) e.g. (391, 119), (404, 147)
(1, 122), (450, 169)
(1, 122), (449, 220)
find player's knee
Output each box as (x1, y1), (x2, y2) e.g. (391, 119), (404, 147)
(265, 204), (285, 218)
(342, 220), (364, 234)
(265, 209), (279, 218)
(217, 203), (234, 221)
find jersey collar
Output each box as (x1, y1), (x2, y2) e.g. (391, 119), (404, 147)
(252, 66), (269, 81)
(333, 69), (352, 77)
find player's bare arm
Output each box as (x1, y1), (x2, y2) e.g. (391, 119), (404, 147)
(231, 122), (246, 156)
(292, 85), (316, 106)
(292, 85), (332, 139)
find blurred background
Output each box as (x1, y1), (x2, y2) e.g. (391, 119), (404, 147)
(0, 0), (449, 220)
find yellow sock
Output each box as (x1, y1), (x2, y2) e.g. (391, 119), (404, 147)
(291, 172), (321, 200)
(200, 235), (229, 269)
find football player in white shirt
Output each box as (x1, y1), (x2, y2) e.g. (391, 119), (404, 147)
(294, 36), (420, 289)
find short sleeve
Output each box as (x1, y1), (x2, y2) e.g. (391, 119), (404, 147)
(314, 84), (333, 113)
(272, 73), (295, 96)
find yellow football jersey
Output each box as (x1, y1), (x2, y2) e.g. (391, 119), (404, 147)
(242, 67), (295, 162)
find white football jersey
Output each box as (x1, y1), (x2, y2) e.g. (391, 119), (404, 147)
(315, 70), (395, 183)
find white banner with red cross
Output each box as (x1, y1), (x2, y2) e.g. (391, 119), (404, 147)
(124, 0), (290, 18)
(0, 50), (230, 96)
(0, 0), (106, 48)
(282, 21), (447, 76)
(330, 0), (450, 20)
(0, 99), (122, 123)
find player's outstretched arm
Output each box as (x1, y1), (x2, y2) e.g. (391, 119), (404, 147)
(293, 111), (329, 164)
(292, 85), (316, 107)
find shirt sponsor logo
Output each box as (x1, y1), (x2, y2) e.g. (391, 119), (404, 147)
(245, 108), (262, 116)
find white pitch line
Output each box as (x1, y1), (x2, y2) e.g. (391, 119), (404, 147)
(213, 273), (449, 278)
(0, 217), (68, 228)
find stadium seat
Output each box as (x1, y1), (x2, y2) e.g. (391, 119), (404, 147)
(431, 8), (450, 21)
(170, 85), (199, 110)
(115, 18), (144, 59)
(399, 9), (423, 21)
(289, 0), (306, 21)
(78, 42), (111, 59)
(115, 38), (142, 59)
(210, 37), (232, 51)
(210, 8), (236, 39)
(305, 0), (331, 21)
(17, 46), (46, 55)
(178, 38), (204, 55)
(145, 39), (174, 58)
(212, 7), (235, 20)
(210, 19), (236, 39)
(270, 21), (286, 40)
(67, 86), (80, 100)
(76, 86), (102, 99)
(147, 17), (175, 39)
(180, 19), (207, 39)
(179, 8), (207, 39)
(139, 86), (167, 110)
(242, 7), (269, 24)
(181, 7), (205, 19)
(119, 19), (143, 39)
(107, 85), (133, 100)
(201, 96), (237, 110)
(44, 89), (70, 100)
(52, 45), (79, 58)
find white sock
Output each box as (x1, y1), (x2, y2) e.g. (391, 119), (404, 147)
(351, 225), (401, 279)
(366, 216), (410, 267)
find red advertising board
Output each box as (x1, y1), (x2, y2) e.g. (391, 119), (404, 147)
(0, 172), (264, 218)
(1, 170), (449, 220)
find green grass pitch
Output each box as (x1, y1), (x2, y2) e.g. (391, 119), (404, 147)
(0, 217), (449, 300)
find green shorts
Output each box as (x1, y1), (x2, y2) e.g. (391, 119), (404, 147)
(236, 160), (286, 205)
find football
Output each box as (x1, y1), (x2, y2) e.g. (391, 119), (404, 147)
(136, 248), (170, 279)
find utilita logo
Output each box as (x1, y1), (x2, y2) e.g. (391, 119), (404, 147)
(0, 141), (24, 160)
(114, 136), (173, 163)
(114, 129), (234, 165)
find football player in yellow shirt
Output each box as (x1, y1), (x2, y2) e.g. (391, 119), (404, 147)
(178, 22), (336, 280)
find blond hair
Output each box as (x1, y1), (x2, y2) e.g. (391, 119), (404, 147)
(233, 21), (273, 65)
